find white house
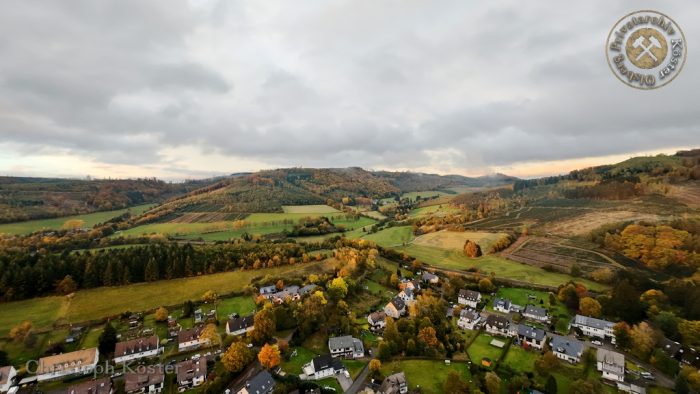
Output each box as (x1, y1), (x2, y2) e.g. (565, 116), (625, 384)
(397, 288), (414, 303)
(421, 272), (439, 285)
(384, 297), (406, 319)
(0, 366), (17, 393)
(178, 327), (209, 352)
(236, 370), (275, 394)
(328, 336), (364, 359)
(259, 285), (277, 298)
(523, 304), (549, 322)
(37, 348), (99, 382)
(226, 315), (255, 336)
(484, 315), (511, 337)
(301, 354), (345, 380)
(367, 311), (386, 331)
(113, 335), (160, 364)
(571, 315), (616, 344)
(514, 324), (546, 350)
(597, 349), (625, 382)
(177, 358), (207, 389)
(550, 335), (585, 364)
(458, 290), (481, 308)
(457, 309), (481, 330)
(492, 297), (522, 313)
(381, 372), (408, 394)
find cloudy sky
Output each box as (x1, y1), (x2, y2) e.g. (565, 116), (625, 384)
(0, 1), (697, 180)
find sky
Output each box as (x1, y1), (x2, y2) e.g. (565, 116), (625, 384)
(0, 1), (698, 180)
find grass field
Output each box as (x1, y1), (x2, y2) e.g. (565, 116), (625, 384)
(216, 296), (256, 318)
(412, 230), (509, 253)
(379, 359), (471, 394)
(501, 343), (539, 373)
(0, 260), (335, 336)
(0, 204), (156, 235)
(408, 204), (460, 218)
(281, 205), (340, 214)
(489, 287), (572, 332)
(116, 213), (376, 240)
(467, 333), (507, 367)
(281, 346), (316, 375)
(395, 244), (607, 291)
(361, 226), (414, 247)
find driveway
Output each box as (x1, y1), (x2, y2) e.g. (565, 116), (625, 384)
(337, 372), (353, 391)
(345, 362), (370, 394)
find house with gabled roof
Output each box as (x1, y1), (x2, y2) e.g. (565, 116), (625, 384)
(384, 297), (406, 319)
(178, 326), (209, 352)
(458, 289), (481, 308)
(523, 304), (549, 322)
(301, 354), (345, 380)
(514, 324), (546, 349)
(484, 314), (510, 337)
(37, 348), (99, 381)
(421, 272), (439, 284)
(550, 334), (584, 363)
(570, 314), (616, 344)
(368, 311), (386, 331)
(381, 372), (408, 394)
(176, 358), (207, 389)
(114, 335), (160, 364)
(236, 370), (275, 394)
(457, 309), (481, 330)
(328, 335), (364, 359)
(226, 314), (255, 336)
(125, 365), (164, 394)
(66, 377), (113, 394)
(0, 366), (17, 394)
(597, 349), (625, 382)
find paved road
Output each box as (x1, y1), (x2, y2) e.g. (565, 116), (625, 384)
(591, 341), (674, 389)
(345, 362), (370, 394)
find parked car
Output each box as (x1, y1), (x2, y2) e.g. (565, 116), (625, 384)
(591, 340), (602, 346)
(641, 372), (655, 380)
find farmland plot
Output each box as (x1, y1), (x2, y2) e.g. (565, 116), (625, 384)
(505, 237), (621, 273)
(413, 230), (510, 254)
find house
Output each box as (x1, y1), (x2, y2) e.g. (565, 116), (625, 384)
(381, 372), (408, 394)
(384, 297), (406, 319)
(523, 304), (549, 322)
(125, 366), (165, 394)
(236, 370), (275, 394)
(194, 309), (204, 324)
(271, 286), (301, 304)
(402, 279), (421, 292)
(66, 377), (113, 394)
(397, 288), (414, 303)
(571, 315), (616, 344)
(659, 337), (682, 359)
(259, 285), (277, 298)
(616, 381), (647, 394)
(37, 348), (99, 381)
(167, 317), (181, 338)
(457, 309), (482, 330)
(299, 284), (318, 296)
(597, 349), (625, 382)
(0, 366), (17, 393)
(550, 335), (584, 363)
(114, 335), (160, 364)
(514, 324), (546, 349)
(368, 311), (386, 331)
(680, 346), (700, 368)
(493, 297), (521, 313)
(226, 315), (255, 336)
(458, 290), (481, 308)
(421, 272), (439, 284)
(301, 354), (345, 380)
(177, 358), (207, 389)
(328, 336), (364, 359)
(178, 327), (209, 352)
(484, 315), (511, 336)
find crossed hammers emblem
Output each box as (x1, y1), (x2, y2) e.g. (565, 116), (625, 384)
(632, 35), (662, 62)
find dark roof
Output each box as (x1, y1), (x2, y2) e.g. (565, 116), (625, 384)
(176, 358), (207, 383)
(115, 335), (159, 356)
(550, 334), (584, 357)
(243, 370), (275, 394)
(422, 272), (438, 280)
(178, 327), (202, 344)
(125, 366), (164, 392)
(680, 346), (700, 367)
(493, 297), (511, 309)
(485, 314), (510, 329)
(312, 354), (343, 372)
(459, 289), (481, 301)
(369, 311), (386, 323)
(381, 372), (407, 394)
(65, 377), (112, 394)
(524, 304), (548, 318)
(573, 314), (614, 330)
(299, 284), (317, 295)
(659, 338), (682, 358)
(227, 314), (254, 332)
(459, 309), (480, 321)
(517, 324), (546, 341)
(390, 297), (406, 310)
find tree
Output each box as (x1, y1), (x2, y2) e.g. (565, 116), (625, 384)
(275, 279), (285, 290)
(327, 277), (348, 301)
(579, 297), (602, 317)
(545, 375), (558, 394)
(144, 258), (159, 281)
(249, 306), (276, 344)
(23, 330), (38, 348)
(557, 283), (580, 310)
(0, 350), (8, 366)
(155, 307), (169, 322)
(676, 374), (690, 394)
(202, 290), (219, 304)
(591, 267), (615, 283)
(613, 322), (632, 349)
(417, 326), (439, 348)
(222, 341), (254, 373)
(62, 219), (85, 230)
(377, 342), (391, 361)
(464, 240), (482, 257)
(535, 351), (560, 376)
(200, 323), (221, 347)
(182, 300), (194, 318)
(9, 321), (32, 342)
(258, 343), (281, 369)
(98, 321), (118, 355)
(484, 371), (501, 394)
(444, 371), (470, 393)
(630, 322), (656, 357)
(369, 359), (381, 376)
(479, 278), (495, 293)
(55, 275), (78, 295)
(679, 320), (700, 347)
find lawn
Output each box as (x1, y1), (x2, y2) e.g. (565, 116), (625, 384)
(216, 296), (256, 318)
(342, 359), (367, 379)
(412, 230), (510, 254)
(501, 344), (539, 373)
(80, 327), (103, 348)
(317, 377), (343, 393)
(490, 287), (572, 333)
(0, 204), (156, 235)
(281, 346), (316, 375)
(282, 205), (340, 214)
(361, 226), (414, 247)
(395, 244), (608, 291)
(467, 333), (507, 368)
(0, 260), (335, 336)
(302, 331), (328, 354)
(379, 359), (470, 394)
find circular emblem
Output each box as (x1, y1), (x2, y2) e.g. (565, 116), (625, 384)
(606, 10), (686, 89)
